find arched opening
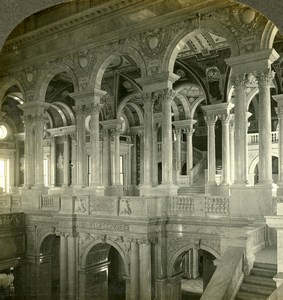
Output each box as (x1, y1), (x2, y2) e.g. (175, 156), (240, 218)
(37, 234), (60, 300)
(172, 248), (217, 300)
(81, 243), (126, 300)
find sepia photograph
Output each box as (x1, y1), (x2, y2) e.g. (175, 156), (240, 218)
(0, 0), (283, 299)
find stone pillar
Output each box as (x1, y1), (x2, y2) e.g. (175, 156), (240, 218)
(102, 129), (111, 187)
(60, 234), (68, 300)
(139, 132), (144, 185)
(113, 128), (121, 185)
(142, 93), (154, 186)
(274, 95), (283, 193)
(152, 123), (160, 187)
(256, 69), (274, 185)
(139, 241), (151, 300)
(161, 89), (175, 186)
(49, 136), (56, 187)
(130, 240), (140, 300)
(23, 114), (34, 187)
(131, 135), (137, 186)
(204, 115), (218, 185)
(70, 133), (77, 186)
(175, 129), (182, 176)
(231, 74), (248, 185)
(185, 127), (195, 185)
(75, 105), (86, 187)
(229, 115), (235, 184)
(219, 114), (231, 184)
(67, 235), (76, 300)
(63, 134), (70, 187)
(89, 103), (102, 188)
(34, 111), (46, 187)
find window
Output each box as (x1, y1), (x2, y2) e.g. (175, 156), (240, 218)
(0, 125), (8, 140)
(120, 155), (124, 185)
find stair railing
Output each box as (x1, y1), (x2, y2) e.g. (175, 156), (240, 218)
(201, 247), (245, 300)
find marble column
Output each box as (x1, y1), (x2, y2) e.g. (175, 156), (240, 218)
(229, 115), (235, 184)
(185, 127), (195, 185)
(139, 132), (144, 185)
(75, 105), (86, 187)
(131, 135), (137, 186)
(23, 114), (34, 187)
(89, 103), (101, 187)
(63, 134), (70, 187)
(142, 93), (154, 186)
(70, 133), (77, 186)
(60, 234), (68, 300)
(219, 114), (231, 184)
(161, 89), (174, 185)
(113, 128), (121, 185)
(175, 129), (182, 176)
(139, 241), (151, 300)
(205, 115), (218, 185)
(256, 69), (274, 185)
(231, 74), (247, 185)
(102, 129), (111, 186)
(67, 235), (76, 300)
(152, 123), (160, 187)
(130, 240), (140, 300)
(274, 95), (283, 191)
(34, 112), (45, 187)
(49, 136), (56, 187)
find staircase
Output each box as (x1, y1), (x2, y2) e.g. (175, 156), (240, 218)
(236, 262), (277, 300)
(178, 186), (205, 195)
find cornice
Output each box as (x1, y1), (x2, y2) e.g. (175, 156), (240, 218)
(3, 0), (153, 52)
(0, 0), (228, 73)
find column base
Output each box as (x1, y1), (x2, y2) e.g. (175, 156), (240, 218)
(105, 185), (123, 196)
(157, 183), (178, 196)
(86, 185), (105, 196)
(230, 184), (272, 219)
(205, 184), (230, 196)
(139, 184), (154, 196)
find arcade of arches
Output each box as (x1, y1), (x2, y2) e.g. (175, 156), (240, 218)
(1, 0), (283, 299)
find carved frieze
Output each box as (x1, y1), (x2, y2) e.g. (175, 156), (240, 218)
(76, 220), (130, 232)
(75, 196), (89, 214)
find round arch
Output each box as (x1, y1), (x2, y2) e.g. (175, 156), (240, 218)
(117, 93), (140, 119)
(33, 64), (79, 102)
(80, 238), (130, 276)
(248, 151), (279, 175)
(0, 76), (25, 108)
(36, 231), (58, 256)
(260, 21), (278, 50)
(162, 21), (239, 74)
(90, 45), (147, 91)
(167, 242), (220, 277)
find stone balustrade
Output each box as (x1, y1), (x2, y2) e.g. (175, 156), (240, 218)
(205, 195), (229, 216)
(0, 192), (233, 219)
(248, 131), (278, 144)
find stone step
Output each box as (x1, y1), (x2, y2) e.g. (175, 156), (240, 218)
(254, 262), (277, 271)
(244, 275), (276, 288)
(240, 282), (275, 295)
(178, 186), (205, 195)
(236, 291), (268, 300)
(250, 267), (277, 278)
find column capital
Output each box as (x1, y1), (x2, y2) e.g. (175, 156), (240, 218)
(254, 69), (275, 87)
(273, 94), (283, 107)
(70, 88), (107, 105)
(230, 73), (248, 88)
(219, 114), (231, 125)
(20, 101), (49, 116)
(202, 102), (234, 116)
(276, 106), (283, 119)
(184, 128), (195, 136)
(174, 128), (182, 136)
(204, 115), (218, 126)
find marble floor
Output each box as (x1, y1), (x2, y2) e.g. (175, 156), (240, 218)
(254, 245), (277, 264)
(181, 277), (203, 300)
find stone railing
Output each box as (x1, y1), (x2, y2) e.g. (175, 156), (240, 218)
(177, 175), (190, 186)
(205, 195), (229, 216)
(40, 195), (61, 211)
(0, 212), (25, 228)
(248, 131), (278, 145)
(170, 196), (194, 215)
(201, 247), (245, 300)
